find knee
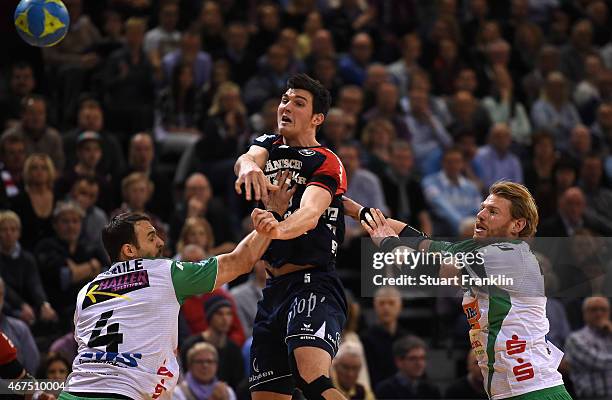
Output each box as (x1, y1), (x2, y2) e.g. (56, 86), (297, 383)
(289, 353), (334, 400)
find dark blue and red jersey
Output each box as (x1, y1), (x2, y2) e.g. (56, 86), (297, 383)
(252, 133), (347, 270)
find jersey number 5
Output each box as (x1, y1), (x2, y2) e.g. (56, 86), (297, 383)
(88, 310), (124, 353)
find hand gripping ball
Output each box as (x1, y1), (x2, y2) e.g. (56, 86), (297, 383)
(14, 0), (70, 47)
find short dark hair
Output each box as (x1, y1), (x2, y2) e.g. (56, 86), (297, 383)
(286, 73), (331, 117)
(392, 335), (427, 359)
(102, 213), (150, 263)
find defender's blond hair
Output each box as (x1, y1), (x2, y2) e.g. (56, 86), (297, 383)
(489, 181), (539, 237)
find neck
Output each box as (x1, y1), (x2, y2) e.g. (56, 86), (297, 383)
(0, 244), (16, 255)
(203, 329), (226, 347)
(381, 320), (397, 335)
(27, 183), (48, 194)
(283, 134), (319, 147)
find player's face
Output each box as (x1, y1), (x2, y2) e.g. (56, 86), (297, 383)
(474, 195), (521, 238)
(277, 89), (321, 138)
(133, 220), (164, 259)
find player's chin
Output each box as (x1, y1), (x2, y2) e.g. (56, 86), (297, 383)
(472, 228), (487, 238)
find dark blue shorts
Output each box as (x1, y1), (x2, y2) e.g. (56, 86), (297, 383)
(248, 267), (347, 394)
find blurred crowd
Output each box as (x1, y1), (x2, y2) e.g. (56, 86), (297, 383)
(1, 0), (612, 398)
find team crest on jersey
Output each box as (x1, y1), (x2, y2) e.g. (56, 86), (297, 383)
(298, 149), (316, 156)
(82, 270), (150, 309)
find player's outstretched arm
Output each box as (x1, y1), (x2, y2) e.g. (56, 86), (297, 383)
(256, 185), (331, 240)
(342, 195), (418, 237)
(234, 145), (277, 202)
(215, 209), (274, 289)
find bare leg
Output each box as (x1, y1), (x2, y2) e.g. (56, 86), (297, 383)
(293, 347), (347, 400)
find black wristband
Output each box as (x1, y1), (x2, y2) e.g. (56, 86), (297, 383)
(359, 207), (374, 223)
(380, 236), (402, 252)
(399, 224), (427, 238)
(270, 211), (284, 222)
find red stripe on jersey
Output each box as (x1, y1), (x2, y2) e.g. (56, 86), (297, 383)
(0, 332), (17, 365)
(311, 147), (347, 195)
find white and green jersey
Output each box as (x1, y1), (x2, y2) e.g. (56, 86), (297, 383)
(65, 257), (219, 400)
(429, 239), (564, 399)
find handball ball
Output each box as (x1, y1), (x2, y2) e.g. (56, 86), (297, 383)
(14, 0), (70, 47)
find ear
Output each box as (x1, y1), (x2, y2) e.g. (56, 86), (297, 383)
(311, 113), (324, 127)
(512, 218), (526, 235)
(121, 243), (137, 259)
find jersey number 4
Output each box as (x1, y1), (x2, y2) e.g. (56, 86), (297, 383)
(88, 310), (124, 353)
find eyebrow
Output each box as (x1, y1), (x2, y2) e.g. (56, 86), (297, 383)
(146, 230), (156, 238)
(282, 94), (309, 102)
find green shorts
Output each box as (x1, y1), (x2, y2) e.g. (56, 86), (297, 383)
(505, 385), (573, 400)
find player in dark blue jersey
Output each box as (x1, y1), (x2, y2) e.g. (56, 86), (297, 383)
(234, 74), (349, 400)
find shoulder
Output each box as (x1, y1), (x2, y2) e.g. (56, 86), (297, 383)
(5, 315), (29, 333)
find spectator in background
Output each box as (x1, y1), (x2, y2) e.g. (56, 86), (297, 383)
(375, 335), (441, 399)
(361, 287), (409, 388)
(10, 154), (56, 251)
(162, 27), (212, 90)
(573, 54), (605, 124)
(57, 131), (115, 212)
(536, 252), (571, 350)
(312, 55), (343, 101)
(35, 201), (105, 329)
(0, 210), (56, 325)
(0, 277), (40, 374)
(321, 108), (351, 153)
(250, 3), (281, 57)
(112, 172), (168, 243)
(405, 88), (453, 175)
(323, 0), (370, 53)
(523, 131), (558, 220)
(175, 216), (234, 257)
(363, 81), (410, 140)
(522, 45), (561, 107)
(361, 118), (396, 176)
(125, 133), (172, 221)
(230, 259), (266, 337)
(104, 17), (155, 133)
(432, 38), (463, 96)
(222, 22), (256, 86)
(593, 102), (612, 152)
(2, 95), (64, 171)
(388, 33), (423, 98)
(174, 342), (237, 400)
(422, 148), (481, 236)
(169, 173), (236, 252)
(444, 350), (486, 399)
(454, 67), (480, 97)
(338, 32), (374, 86)
(243, 44), (291, 113)
(304, 29), (337, 72)
(560, 19), (595, 83)
(37, 352), (70, 381)
(197, 82), (249, 173)
(143, 0), (181, 61)
(154, 62), (206, 140)
(362, 63), (391, 111)
(332, 341), (375, 400)
(0, 62), (36, 130)
(538, 187), (612, 237)
(41, 0), (101, 69)
(0, 133), (26, 202)
(337, 85), (365, 121)
(198, 1), (226, 59)
(339, 141), (388, 240)
(474, 123), (524, 188)
(63, 97), (126, 183)
(379, 140), (432, 236)
(482, 65), (532, 146)
(564, 296), (612, 399)
(296, 11), (323, 60)
(563, 125), (592, 167)
(448, 90), (492, 145)
(181, 295), (245, 390)
(531, 71), (581, 151)
(579, 155), (612, 226)
(68, 177), (107, 248)
(454, 131), (484, 192)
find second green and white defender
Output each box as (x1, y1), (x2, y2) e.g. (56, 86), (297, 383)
(347, 181), (572, 400)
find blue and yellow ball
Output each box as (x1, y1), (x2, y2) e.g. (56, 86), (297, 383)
(14, 0), (70, 47)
